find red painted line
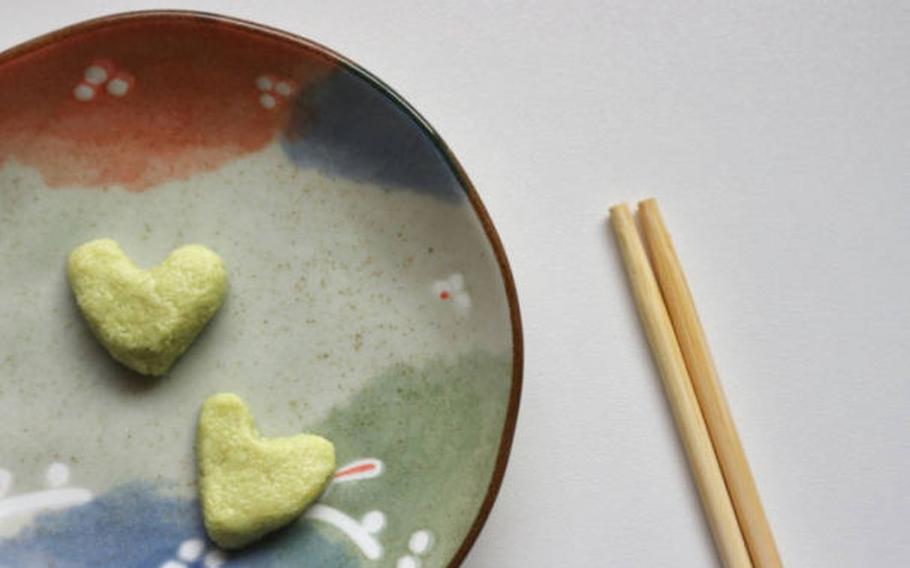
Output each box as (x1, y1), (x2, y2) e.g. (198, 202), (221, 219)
(335, 463), (376, 478)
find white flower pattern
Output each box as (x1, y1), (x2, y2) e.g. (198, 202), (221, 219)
(432, 273), (471, 314)
(73, 59), (134, 102)
(255, 74), (296, 109)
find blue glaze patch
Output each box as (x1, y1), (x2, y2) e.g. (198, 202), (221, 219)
(0, 484), (361, 567)
(282, 69), (464, 201)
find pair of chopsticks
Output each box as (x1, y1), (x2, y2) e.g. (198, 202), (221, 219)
(610, 199), (781, 568)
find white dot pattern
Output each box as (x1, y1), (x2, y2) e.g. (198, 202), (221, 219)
(177, 539), (205, 562)
(73, 84), (95, 101)
(45, 463), (70, 488)
(107, 78), (129, 97)
(255, 75), (274, 91)
(84, 65), (108, 85)
(203, 550), (227, 567)
(397, 556), (419, 568)
(409, 530), (433, 555)
(259, 93), (277, 109)
(361, 510), (386, 534)
(275, 81), (293, 97)
(453, 293), (472, 311)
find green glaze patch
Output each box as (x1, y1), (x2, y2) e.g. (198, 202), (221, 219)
(67, 239), (227, 376)
(315, 352), (511, 566)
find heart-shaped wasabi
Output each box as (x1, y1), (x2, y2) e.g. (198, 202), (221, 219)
(67, 239), (227, 376)
(197, 393), (336, 549)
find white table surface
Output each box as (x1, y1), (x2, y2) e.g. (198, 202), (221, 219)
(3, 2), (909, 566)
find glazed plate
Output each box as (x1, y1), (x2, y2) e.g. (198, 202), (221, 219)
(0, 12), (521, 568)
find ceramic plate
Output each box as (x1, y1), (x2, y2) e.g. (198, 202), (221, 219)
(0, 11), (521, 568)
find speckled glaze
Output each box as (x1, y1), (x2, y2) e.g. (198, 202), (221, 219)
(0, 12), (521, 568)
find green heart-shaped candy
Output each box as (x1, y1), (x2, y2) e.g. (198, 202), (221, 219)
(197, 393), (336, 549)
(67, 239), (227, 376)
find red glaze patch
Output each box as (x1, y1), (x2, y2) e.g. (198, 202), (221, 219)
(0, 19), (334, 190)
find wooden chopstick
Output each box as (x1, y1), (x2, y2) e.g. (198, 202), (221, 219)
(609, 204), (753, 568)
(638, 198), (782, 568)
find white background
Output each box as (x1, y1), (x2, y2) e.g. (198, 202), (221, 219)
(3, 2), (909, 566)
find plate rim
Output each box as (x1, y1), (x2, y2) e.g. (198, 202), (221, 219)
(0, 10), (524, 568)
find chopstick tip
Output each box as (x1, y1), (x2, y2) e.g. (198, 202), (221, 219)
(638, 197), (659, 209)
(608, 202), (632, 217)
